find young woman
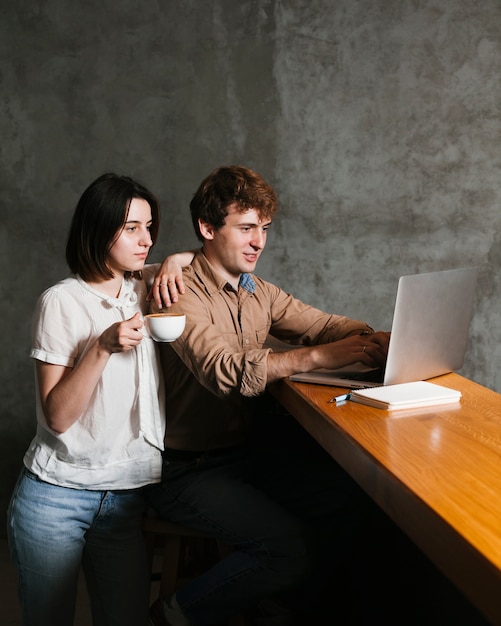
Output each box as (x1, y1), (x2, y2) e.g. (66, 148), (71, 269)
(7, 173), (185, 626)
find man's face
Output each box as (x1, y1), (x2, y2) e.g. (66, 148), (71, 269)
(200, 202), (271, 285)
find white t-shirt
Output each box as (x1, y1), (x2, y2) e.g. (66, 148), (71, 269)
(24, 270), (165, 490)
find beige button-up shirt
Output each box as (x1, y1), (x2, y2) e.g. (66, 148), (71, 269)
(156, 251), (373, 451)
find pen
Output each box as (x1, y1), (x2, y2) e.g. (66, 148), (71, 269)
(328, 392), (352, 404)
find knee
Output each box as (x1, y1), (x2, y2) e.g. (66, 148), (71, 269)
(256, 525), (314, 588)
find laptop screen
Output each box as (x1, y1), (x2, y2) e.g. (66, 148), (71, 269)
(289, 267), (478, 389)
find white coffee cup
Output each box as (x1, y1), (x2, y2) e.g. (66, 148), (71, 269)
(145, 313), (186, 342)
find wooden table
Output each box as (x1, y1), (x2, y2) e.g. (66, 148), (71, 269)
(269, 373), (501, 625)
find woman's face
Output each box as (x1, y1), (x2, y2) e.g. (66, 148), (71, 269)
(107, 198), (153, 276)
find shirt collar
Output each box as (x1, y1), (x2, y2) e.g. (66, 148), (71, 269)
(193, 251), (256, 295)
(76, 275), (138, 308)
(239, 273), (256, 293)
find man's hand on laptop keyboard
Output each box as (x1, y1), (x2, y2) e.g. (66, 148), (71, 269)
(315, 331), (390, 371)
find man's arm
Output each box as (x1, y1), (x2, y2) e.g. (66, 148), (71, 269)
(266, 331), (390, 384)
(158, 260), (389, 398)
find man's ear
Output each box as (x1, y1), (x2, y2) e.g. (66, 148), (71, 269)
(198, 219), (215, 240)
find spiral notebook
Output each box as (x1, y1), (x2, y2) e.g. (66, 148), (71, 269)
(289, 267), (478, 389)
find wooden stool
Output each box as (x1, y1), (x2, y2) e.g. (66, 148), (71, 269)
(142, 515), (247, 626)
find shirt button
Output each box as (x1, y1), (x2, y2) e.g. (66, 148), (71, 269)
(245, 339), (249, 344)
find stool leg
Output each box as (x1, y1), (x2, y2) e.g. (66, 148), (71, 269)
(143, 525), (249, 624)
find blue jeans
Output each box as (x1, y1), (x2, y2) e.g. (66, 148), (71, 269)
(146, 410), (371, 625)
(7, 468), (150, 626)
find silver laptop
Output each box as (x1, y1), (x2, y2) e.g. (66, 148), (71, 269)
(289, 267), (478, 389)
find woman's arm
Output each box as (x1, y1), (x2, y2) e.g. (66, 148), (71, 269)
(148, 249), (197, 309)
(37, 312), (145, 433)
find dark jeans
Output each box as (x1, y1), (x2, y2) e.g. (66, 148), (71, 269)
(145, 404), (371, 625)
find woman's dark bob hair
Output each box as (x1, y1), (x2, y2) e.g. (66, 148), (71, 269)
(65, 173), (160, 281)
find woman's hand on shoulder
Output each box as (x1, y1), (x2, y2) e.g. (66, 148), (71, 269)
(147, 250), (196, 309)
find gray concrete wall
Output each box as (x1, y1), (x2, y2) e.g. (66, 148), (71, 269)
(2, 0), (500, 526)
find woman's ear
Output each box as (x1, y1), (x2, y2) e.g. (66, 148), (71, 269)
(198, 219), (215, 240)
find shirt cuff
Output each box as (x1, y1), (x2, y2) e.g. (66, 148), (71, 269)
(240, 348), (271, 397)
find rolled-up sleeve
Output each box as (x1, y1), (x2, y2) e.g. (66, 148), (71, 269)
(165, 290), (273, 399)
(240, 348), (271, 397)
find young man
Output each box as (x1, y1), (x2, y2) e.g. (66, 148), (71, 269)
(147, 165), (389, 626)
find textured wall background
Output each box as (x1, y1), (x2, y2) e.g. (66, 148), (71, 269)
(1, 0), (500, 526)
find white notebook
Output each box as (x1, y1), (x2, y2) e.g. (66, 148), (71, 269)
(349, 381), (461, 411)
